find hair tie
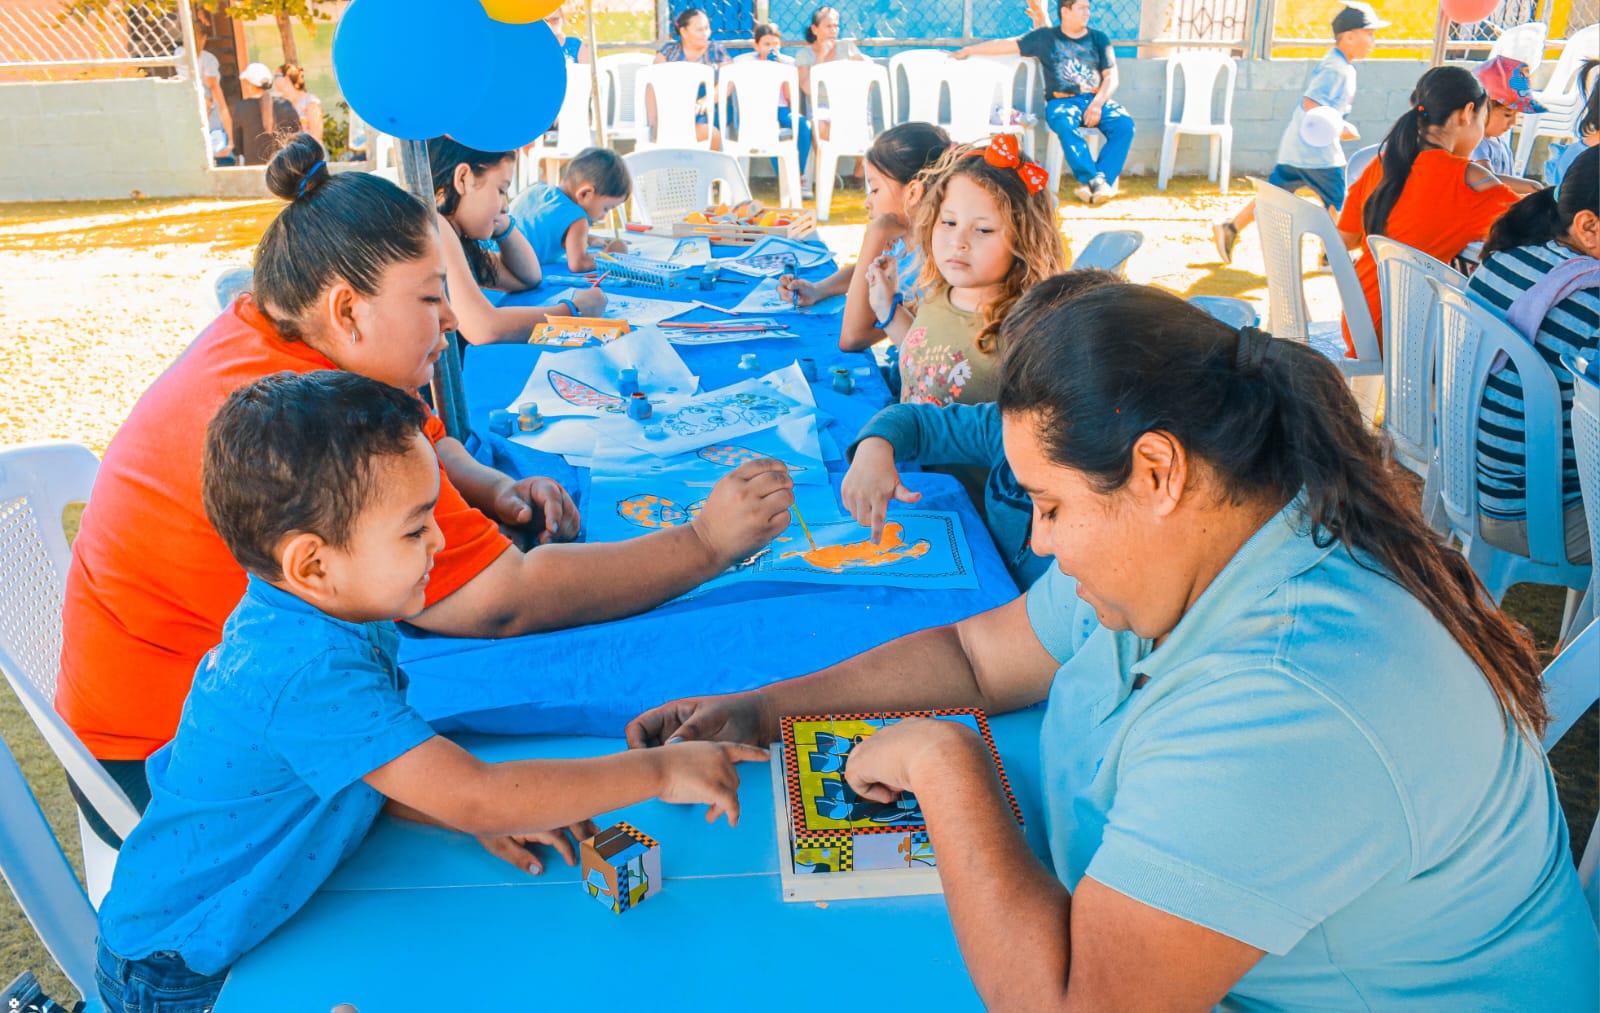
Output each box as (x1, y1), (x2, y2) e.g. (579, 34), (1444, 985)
(1234, 326), (1278, 373)
(966, 135), (1049, 194)
(297, 160), (327, 198)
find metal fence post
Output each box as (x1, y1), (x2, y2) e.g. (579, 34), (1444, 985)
(398, 137), (470, 442)
(1250, 0), (1277, 60)
(962, 0), (973, 41)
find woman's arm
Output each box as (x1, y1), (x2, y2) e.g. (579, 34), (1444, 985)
(304, 97), (324, 143)
(955, 38), (1023, 58)
(487, 215), (544, 291)
(840, 213), (908, 350)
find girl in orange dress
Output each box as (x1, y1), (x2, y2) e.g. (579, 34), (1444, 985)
(1338, 65), (1521, 356)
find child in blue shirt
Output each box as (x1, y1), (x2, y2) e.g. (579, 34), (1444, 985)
(1213, 2), (1387, 263)
(841, 269), (1121, 589)
(511, 146), (632, 271)
(93, 370), (767, 1013)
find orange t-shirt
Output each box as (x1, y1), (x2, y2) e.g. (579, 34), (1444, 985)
(1338, 148), (1519, 356)
(57, 297), (511, 760)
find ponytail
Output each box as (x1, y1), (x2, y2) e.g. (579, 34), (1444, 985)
(998, 285), (1548, 738)
(1366, 66), (1487, 238)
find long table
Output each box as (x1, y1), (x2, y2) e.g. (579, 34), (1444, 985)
(213, 710), (1047, 1011)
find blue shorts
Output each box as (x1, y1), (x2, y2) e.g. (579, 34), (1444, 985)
(1268, 164), (1346, 211)
(97, 940), (228, 1013)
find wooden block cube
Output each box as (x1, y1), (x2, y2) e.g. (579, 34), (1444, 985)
(580, 822), (661, 914)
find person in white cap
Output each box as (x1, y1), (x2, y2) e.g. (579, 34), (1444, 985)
(1212, 2), (1388, 263)
(230, 61), (302, 166)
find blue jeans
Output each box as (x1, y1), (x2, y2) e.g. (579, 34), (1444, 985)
(96, 940), (228, 1013)
(776, 106), (811, 175)
(1043, 95), (1135, 185)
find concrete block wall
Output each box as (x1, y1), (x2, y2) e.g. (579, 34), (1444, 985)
(0, 77), (213, 201)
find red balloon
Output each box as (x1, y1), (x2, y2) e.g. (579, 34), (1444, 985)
(1442, 0), (1500, 25)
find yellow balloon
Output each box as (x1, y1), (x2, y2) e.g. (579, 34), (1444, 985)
(480, 0), (563, 24)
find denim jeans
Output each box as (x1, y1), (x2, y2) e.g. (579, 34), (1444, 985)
(1043, 95), (1135, 185)
(776, 106), (812, 175)
(96, 940), (228, 1013)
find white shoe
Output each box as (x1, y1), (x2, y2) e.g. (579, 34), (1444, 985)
(1074, 183), (1094, 203)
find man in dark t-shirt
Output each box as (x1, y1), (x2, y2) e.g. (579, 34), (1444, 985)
(956, 0), (1135, 205)
(230, 62), (302, 166)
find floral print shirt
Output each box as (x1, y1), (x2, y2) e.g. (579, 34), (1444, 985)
(898, 291), (995, 407)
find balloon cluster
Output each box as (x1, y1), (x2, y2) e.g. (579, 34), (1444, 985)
(334, 0), (569, 150)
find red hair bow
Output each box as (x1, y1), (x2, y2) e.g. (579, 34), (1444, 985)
(975, 134), (1048, 194)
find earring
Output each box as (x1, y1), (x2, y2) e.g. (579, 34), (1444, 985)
(349, 325), (359, 346)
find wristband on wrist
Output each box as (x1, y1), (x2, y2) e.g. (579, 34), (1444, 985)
(555, 298), (579, 316)
(873, 293), (902, 330)
(491, 216), (517, 241)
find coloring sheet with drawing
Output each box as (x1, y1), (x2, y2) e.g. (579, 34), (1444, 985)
(588, 415), (829, 488)
(730, 276), (847, 316)
(504, 331), (697, 420)
(585, 473), (843, 545)
(587, 376), (810, 456)
(714, 236), (835, 277)
(549, 287), (700, 326)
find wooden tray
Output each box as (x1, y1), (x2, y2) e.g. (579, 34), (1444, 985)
(671, 207), (817, 246)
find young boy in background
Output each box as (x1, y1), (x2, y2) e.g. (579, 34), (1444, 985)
(511, 146), (633, 271)
(93, 371), (766, 1012)
(1212, 1), (1387, 263)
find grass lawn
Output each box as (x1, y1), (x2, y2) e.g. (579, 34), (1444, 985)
(0, 175), (1594, 1002)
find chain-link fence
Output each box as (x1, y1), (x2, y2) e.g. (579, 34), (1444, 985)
(0, 0), (188, 81)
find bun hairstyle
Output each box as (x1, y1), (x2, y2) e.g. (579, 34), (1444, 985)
(804, 5), (836, 43)
(997, 284), (1548, 739)
(256, 134), (434, 340)
(1365, 65), (1487, 238)
(865, 121), (950, 185)
(276, 62), (305, 91)
(1483, 145), (1599, 258)
(672, 7), (705, 38)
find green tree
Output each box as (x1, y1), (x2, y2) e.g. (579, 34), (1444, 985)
(60, 0), (336, 65)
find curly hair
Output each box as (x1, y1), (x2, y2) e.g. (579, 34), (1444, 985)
(912, 142), (1065, 355)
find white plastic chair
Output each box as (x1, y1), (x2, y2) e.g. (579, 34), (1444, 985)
(1251, 177), (1384, 415)
(1074, 229), (1143, 276)
(633, 62), (717, 150)
(810, 60), (891, 222)
(940, 58), (1027, 149)
(1188, 295), (1258, 329)
(1488, 20), (1549, 72)
(520, 63), (595, 190)
(1513, 24), (1600, 175)
(1157, 52), (1236, 194)
(0, 442), (138, 908)
(888, 49), (950, 125)
(970, 53), (1039, 157)
(717, 60), (804, 208)
(209, 264), (253, 311)
(596, 51), (655, 143)
(369, 130), (397, 172)
(1367, 236), (1466, 531)
(1345, 142), (1381, 196)
(1561, 352), (1599, 635)
(1430, 282), (1592, 611)
(622, 147), (751, 226)
(0, 729), (104, 1011)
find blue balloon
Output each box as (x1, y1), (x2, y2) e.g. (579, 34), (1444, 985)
(450, 18), (568, 152)
(334, 0), (490, 141)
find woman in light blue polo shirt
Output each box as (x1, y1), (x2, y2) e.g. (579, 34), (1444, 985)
(628, 284), (1598, 1009)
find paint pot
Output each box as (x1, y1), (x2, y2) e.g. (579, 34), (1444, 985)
(488, 409), (517, 436)
(618, 368), (640, 398)
(516, 400), (539, 417)
(830, 367), (854, 395)
(626, 392), (653, 420)
(516, 408), (545, 433)
(798, 357), (819, 382)
(738, 353), (761, 371)
(699, 266), (721, 290)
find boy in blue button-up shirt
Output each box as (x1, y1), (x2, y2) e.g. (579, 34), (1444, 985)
(93, 371), (767, 1012)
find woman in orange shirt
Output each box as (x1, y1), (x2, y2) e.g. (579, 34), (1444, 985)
(1338, 65), (1521, 357)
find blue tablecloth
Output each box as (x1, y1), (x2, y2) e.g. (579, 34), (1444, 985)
(397, 259), (1020, 737)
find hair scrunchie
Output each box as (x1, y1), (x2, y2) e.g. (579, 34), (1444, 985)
(1234, 325), (1278, 373)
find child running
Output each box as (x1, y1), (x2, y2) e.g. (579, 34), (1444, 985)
(841, 268), (1122, 588)
(868, 136), (1065, 406)
(510, 146), (633, 271)
(776, 122), (950, 351)
(1339, 64), (1520, 353)
(92, 371), (766, 1012)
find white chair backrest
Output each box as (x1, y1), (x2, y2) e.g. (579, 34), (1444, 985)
(1488, 20), (1549, 72)
(1164, 51), (1235, 129)
(888, 49), (950, 124)
(370, 130), (396, 171)
(1367, 236), (1466, 476)
(717, 59), (798, 151)
(1345, 143), (1381, 190)
(1251, 177), (1380, 364)
(0, 443), (139, 841)
(940, 58), (1018, 144)
(597, 52), (655, 133)
(0, 729), (99, 1005)
(634, 62), (716, 149)
(552, 63), (596, 146)
(1545, 24), (1600, 99)
(971, 53), (1036, 116)
(809, 59), (891, 152)
(622, 147), (750, 226)
(1563, 354), (1600, 603)
(1075, 229), (1143, 276)
(1431, 281), (1570, 562)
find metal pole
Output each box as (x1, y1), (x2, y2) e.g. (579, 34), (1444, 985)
(961, 0), (973, 42)
(585, 0), (624, 241)
(1250, 0), (1278, 62)
(1430, 6), (1450, 67)
(176, 0), (212, 166)
(399, 136), (470, 442)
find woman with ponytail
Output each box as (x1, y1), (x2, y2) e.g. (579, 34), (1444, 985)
(1338, 64), (1520, 355)
(630, 283), (1598, 1009)
(1469, 144), (1600, 563)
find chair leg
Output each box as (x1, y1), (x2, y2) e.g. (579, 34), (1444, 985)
(1045, 133), (1063, 194)
(1218, 130), (1231, 196)
(783, 152), (802, 211)
(1513, 115), (1541, 176)
(1558, 587), (1585, 643)
(1158, 127), (1176, 191)
(816, 150), (838, 223)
